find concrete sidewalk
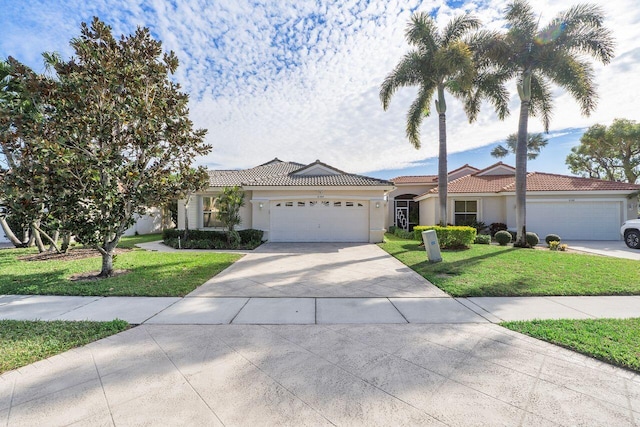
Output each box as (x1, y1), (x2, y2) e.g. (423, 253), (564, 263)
(2, 294), (639, 324)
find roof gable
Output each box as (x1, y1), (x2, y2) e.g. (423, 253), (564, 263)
(475, 162), (516, 176)
(447, 164), (480, 181)
(292, 160), (344, 176)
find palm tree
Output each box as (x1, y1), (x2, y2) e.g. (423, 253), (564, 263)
(491, 133), (548, 160)
(493, 0), (614, 246)
(380, 13), (480, 226)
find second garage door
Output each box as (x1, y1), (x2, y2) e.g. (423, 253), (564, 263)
(270, 200), (369, 242)
(526, 200), (622, 240)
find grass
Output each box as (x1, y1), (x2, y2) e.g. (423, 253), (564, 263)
(0, 319), (129, 374)
(502, 318), (640, 373)
(379, 233), (640, 297)
(117, 233), (163, 249)
(0, 245), (241, 297)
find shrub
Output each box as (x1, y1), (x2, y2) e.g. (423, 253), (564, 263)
(393, 228), (415, 240)
(458, 218), (488, 234)
(388, 225), (397, 234)
(413, 225), (477, 249)
(238, 229), (264, 244)
(474, 234), (491, 245)
(489, 222), (508, 236)
(526, 232), (540, 246)
(545, 234), (561, 245)
(495, 230), (512, 246)
(559, 243), (568, 251)
(549, 241), (560, 251)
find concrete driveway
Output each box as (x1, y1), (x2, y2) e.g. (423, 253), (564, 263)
(2, 323), (638, 426)
(188, 243), (448, 298)
(564, 240), (640, 260)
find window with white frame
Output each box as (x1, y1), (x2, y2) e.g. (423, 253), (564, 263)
(202, 196), (224, 227)
(454, 200), (478, 225)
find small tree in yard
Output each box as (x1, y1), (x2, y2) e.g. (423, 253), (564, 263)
(43, 18), (210, 277)
(215, 186), (245, 246)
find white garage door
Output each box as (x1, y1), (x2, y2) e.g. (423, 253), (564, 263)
(527, 200), (622, 240)
(270, 200), (369, 242)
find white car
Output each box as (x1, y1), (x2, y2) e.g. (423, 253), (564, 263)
(621, 219), (640, 249)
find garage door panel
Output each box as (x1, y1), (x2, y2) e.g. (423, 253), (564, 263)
(527, 201), (621, 240)
(270, 200), (369, 242)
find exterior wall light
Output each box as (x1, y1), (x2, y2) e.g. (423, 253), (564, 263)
(375, 202), (380, 208)
(259, 202), (264, 209)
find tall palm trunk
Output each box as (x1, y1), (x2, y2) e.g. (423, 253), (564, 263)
(436, 85), (448, 226)
(514, 73), (531, 247)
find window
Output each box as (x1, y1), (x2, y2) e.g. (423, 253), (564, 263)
(297, 201), (305, 207)
(334, 201), (342, 207)
(202, 196), (224, 227)
(321, 201), (330, 207)
(346, 201), (354, 207)
(309, 201), (317, 207)
(454, 201), (478, 225)
(285, 201), (293, 207)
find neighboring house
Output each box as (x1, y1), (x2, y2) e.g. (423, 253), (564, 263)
(389, 162), (640, 241)
(178, 159), (394, 243)
(123, 207), (166, 237)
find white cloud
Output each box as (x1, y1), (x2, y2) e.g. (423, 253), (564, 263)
(2, 0), (639, 174)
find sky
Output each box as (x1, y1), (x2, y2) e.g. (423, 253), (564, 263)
(2, 0), (639, 179)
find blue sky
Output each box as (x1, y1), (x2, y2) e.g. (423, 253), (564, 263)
(2, 0), (639, 179)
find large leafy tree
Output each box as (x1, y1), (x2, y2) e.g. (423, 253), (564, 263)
(566, 119), (640, 183)
(42, 18), (211, 276)
(491, 132), (548, 160)
(380, 13), (509, 226)
(492, 0), (614, 246)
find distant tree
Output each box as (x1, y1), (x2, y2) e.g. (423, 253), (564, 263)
(215, 186), (245, 246)
(42, 18), (210, 276)
(491, 133), (548, 160)
(173, 168), (209, 240)
(566, 119), (640, 183)
(490, 0), (614, 246)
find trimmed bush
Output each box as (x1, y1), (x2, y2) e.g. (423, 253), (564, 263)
(388, 225), (397, 234)
(526, 232), (540, 246)
(393, 228), (415, 240)
(495, 230), (512, 246)
(489, 222), (508, 236)
(474, 234), (491, 245)
(545, 234), (561, 245)
(413, 225), (477, 249)
(163, 229), (264, 249)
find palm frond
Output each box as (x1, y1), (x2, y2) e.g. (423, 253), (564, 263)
(442, 14), (481, 46)
(379, 51), (422, 110)
(543, 53), (597, 116)
(528, 73), (553, 132)
(406, 12), (439, 51)
(504, 0), (537, 37)
(406, 86), (435, 149)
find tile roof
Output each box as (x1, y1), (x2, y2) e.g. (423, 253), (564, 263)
(207, 159), (392, 187)
(428, 172), (640, 194)
(391, 175), (438, 184)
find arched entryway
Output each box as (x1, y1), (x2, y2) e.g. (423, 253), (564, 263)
(394, 194), (419, 231)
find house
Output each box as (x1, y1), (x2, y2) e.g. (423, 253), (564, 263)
(388, 162), (640, 241)
(178, 159), (394, 243)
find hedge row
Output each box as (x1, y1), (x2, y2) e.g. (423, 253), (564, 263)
(413, 225), (477, 249)
(163, 229), (264, 245)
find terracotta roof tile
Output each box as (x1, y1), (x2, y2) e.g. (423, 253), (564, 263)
(207, 159), (392, 187)
(428, 172), (640, 194)
(391, 175), (438, 184)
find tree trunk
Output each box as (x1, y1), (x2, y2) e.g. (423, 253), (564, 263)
(436, 86), (448, 226)
(514, 96), (530, 247)
(99, 250), (114, 277)
(32, 223), (46, 253)
(61, 232), (71, 253)
(0, 216), (23, 247)
(183, 194), (191, 240)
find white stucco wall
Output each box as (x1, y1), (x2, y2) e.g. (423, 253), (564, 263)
(124, 207), (164, 236)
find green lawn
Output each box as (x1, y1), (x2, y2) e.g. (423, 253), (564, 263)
(0, 319), (129, 374)
(0, 246), (241, 297)
(502, 318), (640, 373)
(379, 234), (640, 297)
(117, 233), (164, 249)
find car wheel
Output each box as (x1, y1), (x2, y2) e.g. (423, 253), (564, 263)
(624, 230), (640, 249)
